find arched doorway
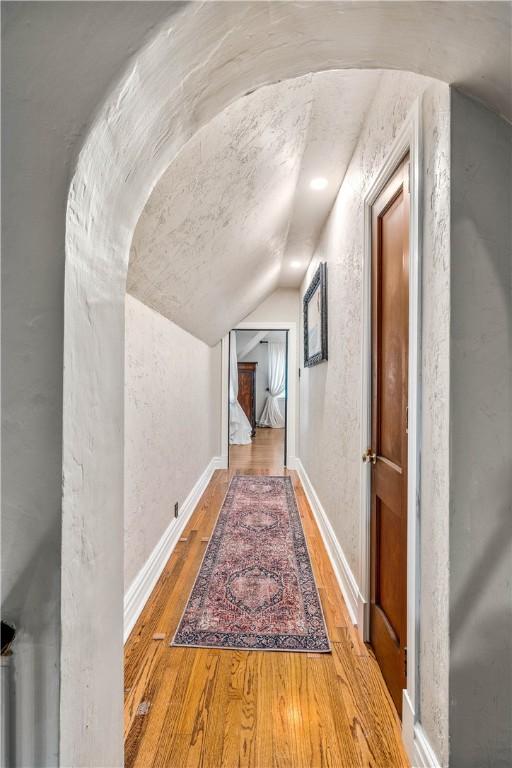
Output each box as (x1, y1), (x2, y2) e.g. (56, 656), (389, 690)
(62, 4), (510, 765)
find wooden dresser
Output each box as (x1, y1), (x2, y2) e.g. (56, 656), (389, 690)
(237, 362), (257, 437)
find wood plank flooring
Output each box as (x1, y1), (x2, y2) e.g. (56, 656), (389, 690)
(229, 427), (285, 472)
(124, 466), (409, 767)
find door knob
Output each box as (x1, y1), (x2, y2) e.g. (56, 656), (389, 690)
(362, 448), (377, 464)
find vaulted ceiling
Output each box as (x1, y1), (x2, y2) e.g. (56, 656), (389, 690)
(128, 70), (383, 345)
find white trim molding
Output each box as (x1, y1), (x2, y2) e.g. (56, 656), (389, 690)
(359, 97), (423, 759)
(123, 455), (223, 642)
(296, 459), (364, 626)
(413, 724), (442, 768)
(222, 321), (298, 468)
(297, 455), (440, 768)
(404, 690), (442, 767)
(220, 337), (230, 469)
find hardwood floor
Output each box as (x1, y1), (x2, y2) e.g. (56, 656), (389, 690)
(229, 427), (285, 472)
(124, 466), (409, 767)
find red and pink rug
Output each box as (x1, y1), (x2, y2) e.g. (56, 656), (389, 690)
(172, 475), (330, 652)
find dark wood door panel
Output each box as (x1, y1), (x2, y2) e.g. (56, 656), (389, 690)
(374, 460), (402, 510)
(370, 155), (409, 718)
(379, 195), (405, 467)
(370, 607), (404, 715)
(375, 499), (402, 641)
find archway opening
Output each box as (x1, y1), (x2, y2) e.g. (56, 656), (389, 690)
(62, 4), (508, 764)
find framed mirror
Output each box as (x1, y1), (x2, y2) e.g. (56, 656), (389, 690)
(303, 262), (328, 367)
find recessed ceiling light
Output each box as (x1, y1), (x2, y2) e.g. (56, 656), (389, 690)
(290, 260), (301, 269)
(310, 177), (328, 191)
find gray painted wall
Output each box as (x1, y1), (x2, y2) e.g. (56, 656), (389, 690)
(1, 4), (178, 765)
(449, 89), (512, 768)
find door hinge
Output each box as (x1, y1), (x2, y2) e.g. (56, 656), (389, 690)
(404, 646), (408, 679)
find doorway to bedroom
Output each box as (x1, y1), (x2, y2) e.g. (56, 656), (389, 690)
(228, 328), (288, 471)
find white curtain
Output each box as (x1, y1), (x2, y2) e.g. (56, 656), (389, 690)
(258, 342), (286, 428)
(229, 331), (252, 445)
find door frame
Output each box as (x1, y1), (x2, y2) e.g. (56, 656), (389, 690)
(359, 98), (422, 737)
(221, 321), (297, 469)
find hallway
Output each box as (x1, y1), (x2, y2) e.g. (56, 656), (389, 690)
(124, 466), (408, 768)
(4, 4), (511, 767)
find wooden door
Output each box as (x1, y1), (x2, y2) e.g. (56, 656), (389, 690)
(369, 155), (409, 717)
(237, 362), (257, 437)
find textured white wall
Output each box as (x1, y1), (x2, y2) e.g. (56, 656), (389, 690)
(128, 71), (381, 344)
(418, 80), (451, 762)
(128, 76), (312, 345)
(124, 294), (221, 592)
(242, 288), (300, 326)
(449, 90), (512, 768)
(298, 72), (450, 762)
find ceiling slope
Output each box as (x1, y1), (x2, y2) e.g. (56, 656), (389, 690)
(128, 70), (389, 344)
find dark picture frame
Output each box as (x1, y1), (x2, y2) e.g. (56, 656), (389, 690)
(303, 262), (328, 367)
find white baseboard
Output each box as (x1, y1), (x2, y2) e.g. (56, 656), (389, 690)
(402, 690), (416, 763)
(296, 460), (441, 768)
(403, 692), (442, 767)
(123, 455), (223, 641)
(295, 459), (364, 626)
(412, 723), (442, 768)
(217, 454), (228, 470)
(286, 455), (299, 470)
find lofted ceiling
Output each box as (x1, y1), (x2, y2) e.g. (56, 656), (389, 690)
(128, 70), (384, 345)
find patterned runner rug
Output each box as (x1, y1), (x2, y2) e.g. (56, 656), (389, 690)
(172, 475), (330, 652)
